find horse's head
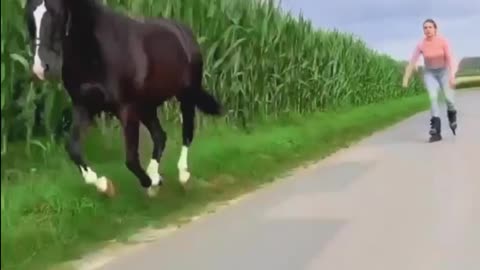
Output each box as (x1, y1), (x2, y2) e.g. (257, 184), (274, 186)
(25, 0), (69, 80)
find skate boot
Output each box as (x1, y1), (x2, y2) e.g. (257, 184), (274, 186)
(447, 109), (457, 135)
(429, 116), (442, 143)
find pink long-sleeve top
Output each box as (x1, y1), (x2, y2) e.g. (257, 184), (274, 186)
(409, 35), (456, 77)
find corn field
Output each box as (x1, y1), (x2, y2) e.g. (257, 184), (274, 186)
(1, 0), (424, 155)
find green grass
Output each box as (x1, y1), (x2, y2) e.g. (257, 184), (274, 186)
(1, 93), (429, 270)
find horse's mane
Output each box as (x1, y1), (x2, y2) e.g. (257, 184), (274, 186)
(66, 0), (106, 21)
(73, 0), (104, 10)
(72, 0), (139, 29)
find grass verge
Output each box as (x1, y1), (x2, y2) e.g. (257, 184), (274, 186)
(455, 75), (480, 90)
(1, 94), (429, 270)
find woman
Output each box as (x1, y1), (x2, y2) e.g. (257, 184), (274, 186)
(402, 18), (458, 143)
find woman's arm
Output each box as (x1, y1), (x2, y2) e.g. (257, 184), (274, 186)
(403, 43), (421, 87)
(443, 38), (457, 79)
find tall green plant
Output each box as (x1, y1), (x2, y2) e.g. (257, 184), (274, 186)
(0, 0), (425, 156)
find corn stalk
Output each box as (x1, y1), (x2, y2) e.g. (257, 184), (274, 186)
(0, 0), (425, 156)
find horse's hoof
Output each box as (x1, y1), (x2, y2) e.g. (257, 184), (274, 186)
(147, 185), (160, 197)
(103, 179), (116, 197)
(179, 170), (190, 185)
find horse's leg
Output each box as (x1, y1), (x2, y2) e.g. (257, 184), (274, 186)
(66, 105), (115, 196)
(119, 105), (157, 196)
(140, 108), (166, 189)
(178, 96), (195, 185)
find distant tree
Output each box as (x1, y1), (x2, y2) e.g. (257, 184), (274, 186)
(456, 56), (480, 77)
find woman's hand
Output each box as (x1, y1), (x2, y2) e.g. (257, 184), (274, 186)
(402, 64), (414, 88)
(402, 73), (409, 88)
(449, 77), (456, 89)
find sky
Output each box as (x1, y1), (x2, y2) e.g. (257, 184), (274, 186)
(278, 0), (480, 65)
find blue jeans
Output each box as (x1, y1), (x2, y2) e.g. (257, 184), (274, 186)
(423, 67), (456, 117)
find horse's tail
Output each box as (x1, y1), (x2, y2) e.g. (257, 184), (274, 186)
(189, 56), (224, 116)
(193, 87), (223, 116)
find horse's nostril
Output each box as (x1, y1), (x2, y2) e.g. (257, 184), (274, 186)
(44, 64), (50, 72)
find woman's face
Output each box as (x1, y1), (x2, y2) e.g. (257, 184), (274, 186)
(423, 22), (436, 38)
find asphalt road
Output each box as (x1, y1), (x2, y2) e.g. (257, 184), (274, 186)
(97, 90), (479, 270)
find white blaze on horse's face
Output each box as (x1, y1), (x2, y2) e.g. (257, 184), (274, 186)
(32, 0), (47, 80)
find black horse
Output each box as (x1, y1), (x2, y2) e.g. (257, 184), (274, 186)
(25, 0), (224, 197)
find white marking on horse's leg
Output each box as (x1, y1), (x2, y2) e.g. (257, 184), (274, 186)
(80, 167), (108, 192)
(32, 1), (46, 80)
(145, 159), (162, 197)
(177, 146), (190, 184)
(146, 159), (162, 186)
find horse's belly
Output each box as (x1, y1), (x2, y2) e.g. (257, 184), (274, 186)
(142, 60), (187, 94)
